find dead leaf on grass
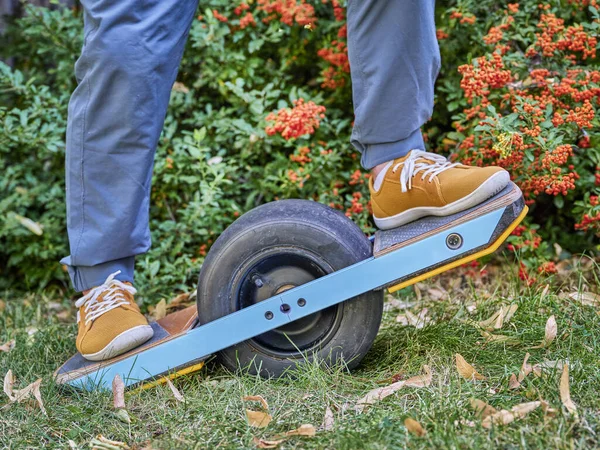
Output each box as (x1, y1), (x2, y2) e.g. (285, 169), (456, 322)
(166, 378), (185, 403)
(470, 398), (497, 419)
(112, 375), (125, 409)
(282, 424), (316, 437)
(568, 291), (600, 307)
(508, 374), (520, 390)
(540, 284), (550, 301)
(427, 286), (447, 300)
(395, 309), (431, 329)
(404, 417), (426, 436)
(518, 353), (532, 382)
(480, 331), (519, 345)
(482, 401), (541, 428)
(243, 395), (272, 428)
(0, 339), (15, 353)
(322, 406), (334, 431)
(253, 437), (285, 449)
(89, 435), (130, 449)
(478, 304), (518, 331)
(3, 370), (46, 415)
(354, 365), (431, 412)
(455, 354), (485, 381)
(0, 299), (5, 313)
(560, 363), (578, 417)
(542, 315), (557, 347)
(246, 410), (272, 428)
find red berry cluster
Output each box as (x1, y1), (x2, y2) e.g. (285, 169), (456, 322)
(265, 99), (326, 140)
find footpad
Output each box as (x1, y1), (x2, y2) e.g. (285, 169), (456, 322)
(374, 182), (526, 292)
(374, 182), (524, 256)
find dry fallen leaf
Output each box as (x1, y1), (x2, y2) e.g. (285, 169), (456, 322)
(542, 315), (557, 347)
(354, 365), (431, 412)
(166, 378), (185, 403)
(89, 435), (130, 449)
(152, 299), (167, 321)
(322, 406), (334, 431)
(4, 370), (15, 400)
(404, 417), (426, 437)
(243, 395), (272, 428)
(0, 299), (5, 313)
(482, 401), (541, 428)
(540, 284), (550, 302)
(395, 309), (431, 329)
(470, 398), (497, 419)
(568, 291), (600, 307)
(246, 410), (272, 428)
(478, 304), (518, 331)
(252, 437), (285, 449)
(455, 354), (485, 381)
(427, 286), (447, 300)
(518, 353), (532, 382)
(559, 363), (578, 417)
(283, 424), (316, 437)
(112, 375), (125, 410)
(0, 339), (15, 353)
(508, 374), (520, 390)
(480, 331), (519, 345)
(166, 292), (193, 311)
(3, 371), (46, 415)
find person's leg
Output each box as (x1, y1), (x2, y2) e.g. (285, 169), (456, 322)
(346, 0), (439, 171)
(60, 0), (198, 292)
(347, 0), (510, 230)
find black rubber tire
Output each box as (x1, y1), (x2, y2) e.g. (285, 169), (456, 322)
(196, 199), (384, 377)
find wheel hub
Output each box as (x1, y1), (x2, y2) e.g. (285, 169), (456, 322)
(236, 250), (342, 357)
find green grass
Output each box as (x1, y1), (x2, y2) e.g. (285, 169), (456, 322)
(1, 259), (599, 449)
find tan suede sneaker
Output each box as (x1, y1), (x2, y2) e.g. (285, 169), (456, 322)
(370, 150), (510, 229)
(75, 271), (153, 361)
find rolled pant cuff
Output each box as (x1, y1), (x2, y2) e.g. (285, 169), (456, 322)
(60, 256), (135, 292)
(360, 129), (426, 170)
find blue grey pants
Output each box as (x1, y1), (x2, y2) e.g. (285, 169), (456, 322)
(61, 0), (440, 291)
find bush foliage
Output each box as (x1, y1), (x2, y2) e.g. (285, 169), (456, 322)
(1, 1), (599, 296)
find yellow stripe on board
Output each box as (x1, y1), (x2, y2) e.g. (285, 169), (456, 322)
(134, 361), (206, 392)
(387, 206), (528, 293)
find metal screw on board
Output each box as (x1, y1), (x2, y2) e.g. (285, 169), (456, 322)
(264, 311), (274, 320)
(446, 233), (463, 250)
(297, 298), (306, 307)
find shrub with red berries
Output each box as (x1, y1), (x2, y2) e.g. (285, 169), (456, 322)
(2, 0), (598, 291)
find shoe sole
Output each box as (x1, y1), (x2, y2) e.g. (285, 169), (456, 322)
(82, 324), (154, 362)
(374, 170), (511, 230)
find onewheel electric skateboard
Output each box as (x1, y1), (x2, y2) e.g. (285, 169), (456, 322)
(56, 182), (527, 391)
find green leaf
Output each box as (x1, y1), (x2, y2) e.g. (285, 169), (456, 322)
(553, 195), (564, 209)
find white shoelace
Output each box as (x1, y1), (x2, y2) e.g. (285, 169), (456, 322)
(392, 150), (460, 192)
(75, 270), (137, 325)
